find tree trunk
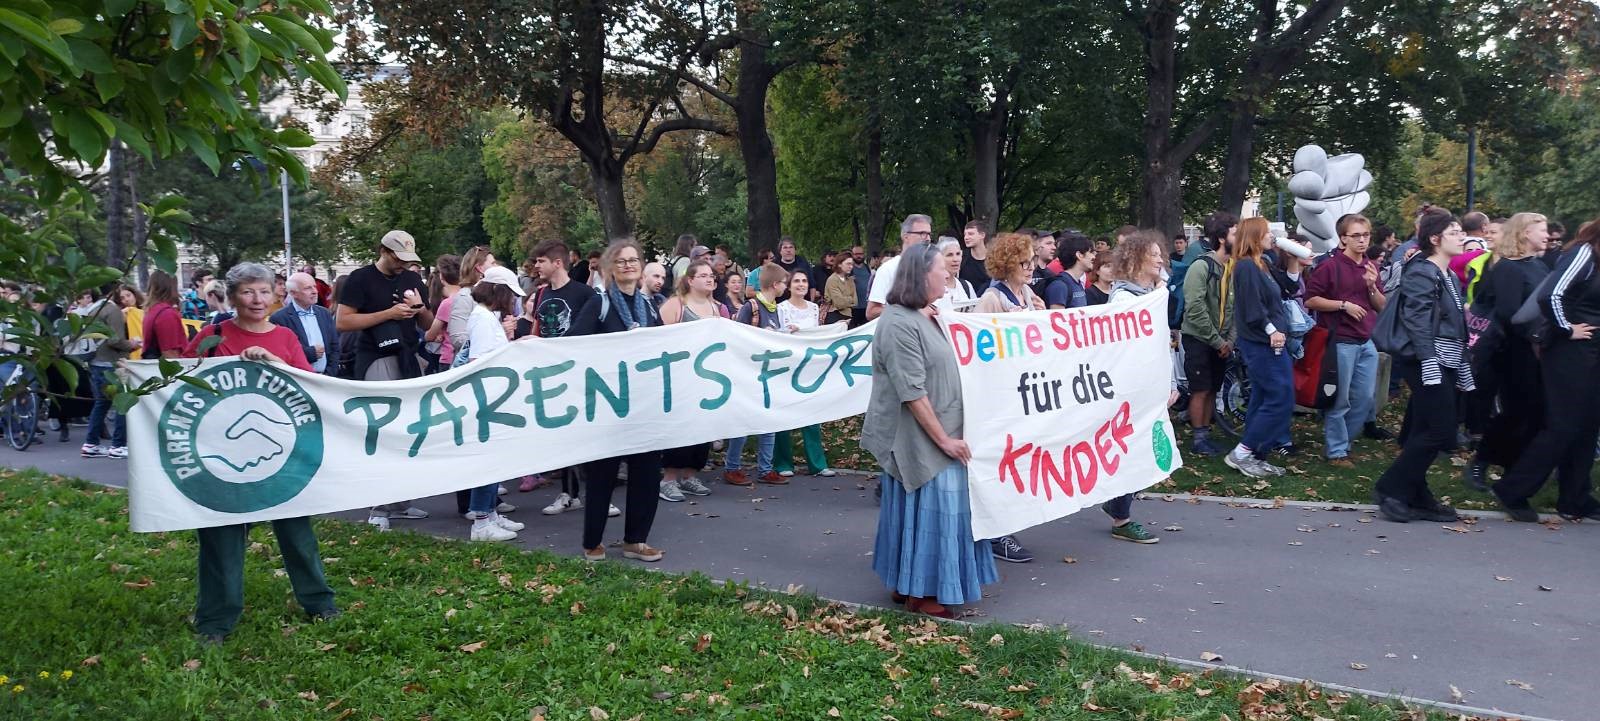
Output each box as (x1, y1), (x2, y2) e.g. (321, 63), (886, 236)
(1137, 1), (1184, 237)
(864, 101), (885, 255)
(1217, 100), (1259, 217)
(587, 159), (632, 240)
(972, 102), (1004, 235)
(736, 38), (782, 259)
(105, 140), (127, 268)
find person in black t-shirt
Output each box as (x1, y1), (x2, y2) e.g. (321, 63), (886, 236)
(959, 220), (991, 292)
(335, 230), (434, 382)
(336, 230), (436, 531)
(773, 236), (813, 301)
(1028, 230), (1058, 296)
(529, 240), (595, 339)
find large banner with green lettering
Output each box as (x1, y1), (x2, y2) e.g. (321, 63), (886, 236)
(123, 319), (876, 532)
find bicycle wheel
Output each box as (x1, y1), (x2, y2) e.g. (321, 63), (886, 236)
(1212, 358), (1250, 438)
(6, 391), (38, 451)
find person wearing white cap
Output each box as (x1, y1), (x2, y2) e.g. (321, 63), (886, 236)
(458, 265), (529, 541)
(337, 230), (436, 530)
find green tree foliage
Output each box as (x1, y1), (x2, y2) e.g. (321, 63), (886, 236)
(0, 0), (344, 400)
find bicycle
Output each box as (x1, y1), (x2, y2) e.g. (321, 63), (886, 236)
(1172, 337), (1250, 438)
(0, 363), (45, 451)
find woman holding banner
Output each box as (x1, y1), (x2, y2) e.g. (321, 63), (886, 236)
(773, 271), (835, 479)
(974, 232), (1043, 314)
(657, 260), (726, 502)
(1085, 230), (1171, 545)
(865, 244), (997, 619)
(180, 263), (337, 644)
(569, 240), (666, 563)
(459, 266), (530, 542)
(969, 232), (1041, 562)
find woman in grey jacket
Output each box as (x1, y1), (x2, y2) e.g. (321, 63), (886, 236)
(1374, 211), (1472, 523)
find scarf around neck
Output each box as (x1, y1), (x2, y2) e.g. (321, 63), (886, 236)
(608, 285), (650, 329)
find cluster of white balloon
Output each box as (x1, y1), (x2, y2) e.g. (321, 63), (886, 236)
(1289, 144), (1373, 253)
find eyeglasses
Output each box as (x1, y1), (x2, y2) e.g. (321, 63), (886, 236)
(1342, 233), (1372, 240)
(614, 257), (641, 267)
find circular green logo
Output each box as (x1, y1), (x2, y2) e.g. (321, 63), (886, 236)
(1152, 419), (1174, 473)
(157, 361), (323, 513)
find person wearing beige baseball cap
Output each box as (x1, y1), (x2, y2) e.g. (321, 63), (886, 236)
(337, 229), (437, 530)
(379, 230), (422, 263)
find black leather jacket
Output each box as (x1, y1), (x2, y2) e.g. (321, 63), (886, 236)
(1398, 256), (1466, 362)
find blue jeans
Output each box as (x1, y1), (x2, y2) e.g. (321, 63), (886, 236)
(467, 482), (500, 517)
(1239, 339), (1294, 454)
(1323, 340), (1378, 459)
(85, 364), (126, 448)
(725, 433), (774, 474)
(1102, 494), (1134, 522)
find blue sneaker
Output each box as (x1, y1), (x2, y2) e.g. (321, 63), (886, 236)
(990, 536), (1034, 563)
(1190, 436), (1224, 457)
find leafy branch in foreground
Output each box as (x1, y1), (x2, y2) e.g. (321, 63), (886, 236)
(0, 0), (345, 405)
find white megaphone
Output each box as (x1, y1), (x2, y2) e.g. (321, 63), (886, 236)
(1274, 236), (1314, 261)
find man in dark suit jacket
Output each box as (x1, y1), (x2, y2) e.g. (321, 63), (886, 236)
(271, 272), (339, 375)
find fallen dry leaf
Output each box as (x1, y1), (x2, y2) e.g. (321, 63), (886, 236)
(827, 707), (841, 717)
(1062, 556), (1077, 564)
(1538, 585), (1554, 592)
(1195, 688), (1214, 697)
(297, 691), (319, 701)
(81, 656), (100, 667)
(1442, 526), (1469, 534)
(1494, 576), (1512, 582)
(459, 641), (487, 654)
(693, 633), (713, 653)
(1449, 685), (1463, 703)
(1506, 679), (1534, 691)
(884, 664), (910, 681)
(988, 633), (1005, 646)
(1163, 525), (1183, 532)
(123, 577), (155, 589)
(1199, 652), (1223, 662)
(181, 658), (201, 671)
(1081, 701), (1107, 712)
(958, 664), (979, 676)
(445, 608), (457, 619)
(589, 707), (610, 721)
(1349, 662), (1368, 670)
(318, 643), (336, 652)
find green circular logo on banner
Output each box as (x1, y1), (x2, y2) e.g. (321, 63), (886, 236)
(157, 361), (323, 513)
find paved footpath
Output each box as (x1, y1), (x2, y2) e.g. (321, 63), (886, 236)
(10, 439), (1598, 720)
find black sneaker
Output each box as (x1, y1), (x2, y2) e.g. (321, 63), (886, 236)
(990, 536), (1034, 563)
(1377, 496), (1413, 523)
(1362, 423), (1395, 441)
(308, 607), (342, 622)
(1492, 489), (1540, 523)
(1409, 502), (1459, 523)
(1270, 443), (1300, 459)
(1462, 461), (1489, 492)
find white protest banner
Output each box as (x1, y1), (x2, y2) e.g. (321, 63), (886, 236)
(124, 318), (875, 532)
(943, 290), (1183, 540)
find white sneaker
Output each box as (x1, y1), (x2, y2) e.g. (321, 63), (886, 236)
(678, 477), (712, 496)
(470, 522), (517, 542)
(815, 468), (837, 477)
(106, 446), (129, 459)
(1223, 451), (1272, 479)
(608, 504), (621, 518)
(367, 515), (390, 531)
(395, 506), (429, 519)
(496, 501), (517, 514)
(490, 513), (525, 531)
(659, 480), (686, 502)
(498, 485), (508, 496)
(542, 493), (581, 515)
(777, 470), (795, 478)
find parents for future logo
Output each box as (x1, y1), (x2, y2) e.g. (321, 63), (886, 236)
(157, 362), (323, 513)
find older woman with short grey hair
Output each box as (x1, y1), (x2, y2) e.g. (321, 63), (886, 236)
(180, 262), (338, 644)
(864, 244), (997, 619)
(936, 236), (976, 306)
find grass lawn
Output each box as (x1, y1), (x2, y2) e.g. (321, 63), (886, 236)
(0, 469), (1481, 720)
(813, 398), (1576, 514)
